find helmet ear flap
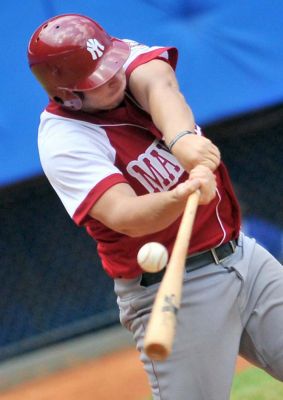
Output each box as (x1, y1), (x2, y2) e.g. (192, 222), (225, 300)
(52, 89), (83, 111)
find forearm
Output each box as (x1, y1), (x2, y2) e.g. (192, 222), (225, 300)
(147, 80), (195, 145)
(129, 60), (220, 172)
(91, 186), (189, 237)
(90, 166), (216, 237)
(110, 190), (187, 237)
(147, 82), (221, 172)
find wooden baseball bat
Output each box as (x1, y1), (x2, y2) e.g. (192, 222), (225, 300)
(143, 189), (200, 361)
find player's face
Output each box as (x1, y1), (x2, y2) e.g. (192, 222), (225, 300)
(80, 68), (127, 112)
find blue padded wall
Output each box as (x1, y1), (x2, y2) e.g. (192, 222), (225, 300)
(2, 0), (283, 184)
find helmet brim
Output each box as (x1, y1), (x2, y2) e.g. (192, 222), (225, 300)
(70, 39), (130, 91)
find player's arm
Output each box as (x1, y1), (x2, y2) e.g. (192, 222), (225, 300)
(128, 59), (221, 172)
(89, 165), (216, 237)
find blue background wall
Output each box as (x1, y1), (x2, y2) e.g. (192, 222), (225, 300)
(1, 0), (283, 186)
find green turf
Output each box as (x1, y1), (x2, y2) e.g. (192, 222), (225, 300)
(231, 367), (283, 400)
(143, 367), (283, 400)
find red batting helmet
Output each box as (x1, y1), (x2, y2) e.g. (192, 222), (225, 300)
(28, 14), (130, 110)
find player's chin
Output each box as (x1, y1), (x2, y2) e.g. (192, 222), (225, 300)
(107, 82), (127, 109)
(105, 94), (125, 110)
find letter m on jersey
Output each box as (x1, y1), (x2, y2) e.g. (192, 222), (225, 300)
(127, 141), (184, 192)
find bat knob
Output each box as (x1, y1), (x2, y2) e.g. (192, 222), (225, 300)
(145, 343), (170, 361)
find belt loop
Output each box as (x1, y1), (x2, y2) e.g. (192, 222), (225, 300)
(229, 239), (237, 252)
(210, 247), (221, 264)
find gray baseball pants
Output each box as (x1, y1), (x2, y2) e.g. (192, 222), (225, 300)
(114, 233), (283, 399)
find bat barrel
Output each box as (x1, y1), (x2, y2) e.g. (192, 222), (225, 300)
(143, 190), (200, 361)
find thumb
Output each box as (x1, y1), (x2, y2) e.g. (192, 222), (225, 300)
(174, 178), (200, 199)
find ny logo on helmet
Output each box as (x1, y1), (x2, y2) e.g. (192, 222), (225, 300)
(86, 39), (105, 60)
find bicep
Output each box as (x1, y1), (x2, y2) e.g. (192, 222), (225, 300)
(88, 183), (137, 231)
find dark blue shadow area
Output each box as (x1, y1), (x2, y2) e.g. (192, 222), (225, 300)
(0, 177), (118, 361)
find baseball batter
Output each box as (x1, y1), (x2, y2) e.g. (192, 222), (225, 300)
(27, 14), (283, 400)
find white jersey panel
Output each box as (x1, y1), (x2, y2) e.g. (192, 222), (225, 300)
(38, 111), (121, 217)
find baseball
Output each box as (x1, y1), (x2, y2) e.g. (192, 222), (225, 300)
(137, 242), (168, 273)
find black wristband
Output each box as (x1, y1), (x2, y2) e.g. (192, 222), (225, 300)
(167, 130), (194, 152)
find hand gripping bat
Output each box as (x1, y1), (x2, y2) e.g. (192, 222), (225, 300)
(143, 190), (200, 361)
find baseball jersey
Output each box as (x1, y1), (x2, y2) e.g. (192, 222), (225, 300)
(38, 40), (241, 278)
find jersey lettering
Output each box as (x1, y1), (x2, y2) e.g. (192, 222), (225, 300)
(127, 140), (184, 192)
